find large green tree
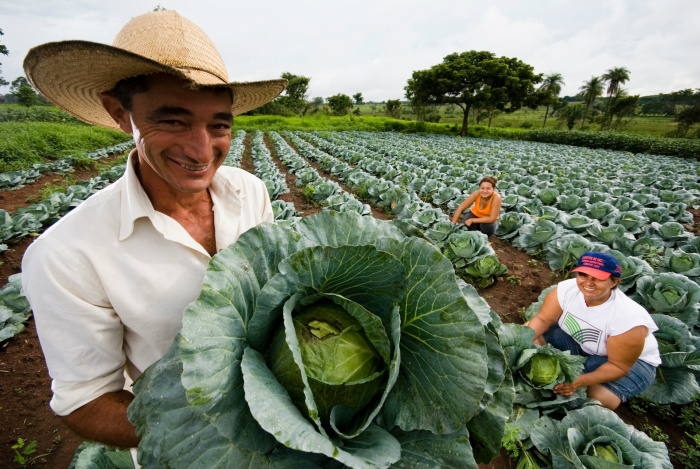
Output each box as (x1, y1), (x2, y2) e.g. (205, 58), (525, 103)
(601, 66), (630, 129)
(278, 72), (311, 117)
(0, 28), (9, 87)
(405, 50), (542, 136)
(385, 99), (402, 119)
(10, 76), (39, 106)
(539, 72), (565, 128)
(326, 93), (353, 116)
(668, 88), (700, 137)
(578, 76), (604, 128)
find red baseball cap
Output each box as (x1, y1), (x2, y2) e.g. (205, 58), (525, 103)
(571, 252), (622, 280)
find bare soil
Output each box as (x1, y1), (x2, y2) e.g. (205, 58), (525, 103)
(0, 143), (691, 469)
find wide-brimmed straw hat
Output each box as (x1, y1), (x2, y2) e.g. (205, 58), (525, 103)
(23, 10), (288, 129)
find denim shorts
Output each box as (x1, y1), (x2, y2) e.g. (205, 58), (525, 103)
(543, 324), (657, 401)
(463, 212), (498, 236)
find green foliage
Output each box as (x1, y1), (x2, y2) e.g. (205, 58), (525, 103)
(406, 50), (542, 136)
(0, 28), (7, 87)
(12, 438), (38, 466)
(128, 211), (510, 468)
(385, 99), (402, 119)
(0, 121), (130, 171)
(9, 77), (39, 107)
(326, 93), (354, 116)
(0, 105), (85, 124)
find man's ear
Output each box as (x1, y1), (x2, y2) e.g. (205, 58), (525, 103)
(100, 93), (133, 134)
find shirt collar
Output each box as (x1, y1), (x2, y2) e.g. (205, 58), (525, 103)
(118, 150), (246, 242)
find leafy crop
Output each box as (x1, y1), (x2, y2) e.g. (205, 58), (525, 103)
(127, 211), (512, 469)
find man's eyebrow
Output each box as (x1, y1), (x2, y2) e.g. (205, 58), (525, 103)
(147, 107), (233, 122)
(147, 106), (193, 120)
(214, 112), (234, 122)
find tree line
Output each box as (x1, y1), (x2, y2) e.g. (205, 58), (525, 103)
(1, 26), (697, 138)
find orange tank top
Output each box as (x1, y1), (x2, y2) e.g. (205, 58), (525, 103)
(470, 193), (497, 218)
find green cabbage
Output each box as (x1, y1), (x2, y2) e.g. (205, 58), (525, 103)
(127, 211), (512, 469)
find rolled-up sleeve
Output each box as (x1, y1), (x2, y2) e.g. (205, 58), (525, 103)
(22, 237), (126, 416)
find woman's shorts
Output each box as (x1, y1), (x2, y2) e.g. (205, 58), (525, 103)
(543, 323), (657, 402)
(463, 211), (498, 236)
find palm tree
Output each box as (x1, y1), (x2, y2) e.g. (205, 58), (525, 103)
(578, 76), (604, 128)
(539, 72), (565, 129)
(601, 66), (630, 129)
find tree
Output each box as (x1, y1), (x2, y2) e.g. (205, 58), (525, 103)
(607, 94), (639, 131)
(385, 99), (402, 119)
(10, 76), (39, 107)
(557, 103), (586, 130)
(600, 66), (630, 129)
(539, 72), (565, 128)
(278, 72), (311, 117)
(326, 93), (353, 116)
(0, 28), (9, 87)
(405, 50), (542, 136)
(669, 88), (700, 137)
(352, 93), (363, 105)
(578, 76), (604, 128)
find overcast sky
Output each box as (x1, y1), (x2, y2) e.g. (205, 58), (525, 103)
(1, 0), (698, 102)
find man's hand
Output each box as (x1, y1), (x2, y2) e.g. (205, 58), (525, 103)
(62, 390), (140, 448)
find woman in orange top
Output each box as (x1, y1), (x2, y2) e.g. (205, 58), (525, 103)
(451, 176), (502, 236)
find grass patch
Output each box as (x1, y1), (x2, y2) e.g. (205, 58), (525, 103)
(234, 114), (459, 135)
(0, 122), (130, 172)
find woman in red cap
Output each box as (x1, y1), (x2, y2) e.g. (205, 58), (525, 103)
(526, 251), (661, 410)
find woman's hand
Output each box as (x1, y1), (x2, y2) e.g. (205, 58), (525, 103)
(553, 379), (583, 396)
(464, 219), (473, 227)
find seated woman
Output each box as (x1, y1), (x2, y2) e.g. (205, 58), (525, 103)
(451, 176), (502, 236)
(526, 251), (661, 410)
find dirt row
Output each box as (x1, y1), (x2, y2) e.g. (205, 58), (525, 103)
(0, 137), (690, 468)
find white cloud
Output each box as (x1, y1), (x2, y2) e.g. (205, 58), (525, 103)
(1, 0), (698, 101)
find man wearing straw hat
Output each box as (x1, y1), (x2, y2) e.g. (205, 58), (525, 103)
(20, 10), (287, 448)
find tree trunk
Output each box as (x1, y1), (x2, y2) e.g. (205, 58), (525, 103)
(461, 104), (471, 137)
(542, 104), (550, 129)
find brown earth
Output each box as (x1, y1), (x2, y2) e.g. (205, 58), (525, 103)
(0, 142), (691, 469)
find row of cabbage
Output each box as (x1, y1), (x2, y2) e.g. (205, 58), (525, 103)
(290, 130), (700, 406)
(307, 132), (700, 318)
(0, 141), (134, 190)
(267, 131), (375, 219)
(270, 131), (674, 468)
(281, 130), (509, 288)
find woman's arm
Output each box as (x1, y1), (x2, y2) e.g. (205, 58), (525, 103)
(466, 193), (502, 224)
(553, 326), (647, 396)
(526, 287), (563, 343)
(451, 191), (479, 223)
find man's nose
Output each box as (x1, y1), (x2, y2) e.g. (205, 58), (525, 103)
(182, 125), (212, 160)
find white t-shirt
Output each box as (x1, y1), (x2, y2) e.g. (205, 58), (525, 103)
(556, 278), (661, 366)
(22, 151), (273, 415)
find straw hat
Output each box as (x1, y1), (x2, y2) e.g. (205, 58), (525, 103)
(23, 10), (288, 129)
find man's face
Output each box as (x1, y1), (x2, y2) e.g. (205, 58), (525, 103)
(112, 74), (233, 196)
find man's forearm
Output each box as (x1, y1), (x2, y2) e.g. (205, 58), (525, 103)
(62, 390), (141, 448)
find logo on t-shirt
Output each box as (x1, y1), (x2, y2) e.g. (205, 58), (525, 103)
(563, 313), (602, 347)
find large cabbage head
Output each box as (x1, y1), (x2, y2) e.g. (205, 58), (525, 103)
(641, 314), (700, 405)
(522, 354), (562, 387)
(632, 273), (700, 328)
(127, 211), (511, 469)
(529, 406), (672, 469)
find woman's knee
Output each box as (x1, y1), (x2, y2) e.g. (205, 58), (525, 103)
(587, 384), (622, 410)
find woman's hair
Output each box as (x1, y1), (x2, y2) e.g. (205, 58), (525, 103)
(479, 176), (498, 188)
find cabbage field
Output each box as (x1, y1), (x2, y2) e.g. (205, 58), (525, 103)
(1, 130), (699, 468)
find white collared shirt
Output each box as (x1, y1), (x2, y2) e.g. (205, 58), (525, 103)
(21, 151), (273, 415)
